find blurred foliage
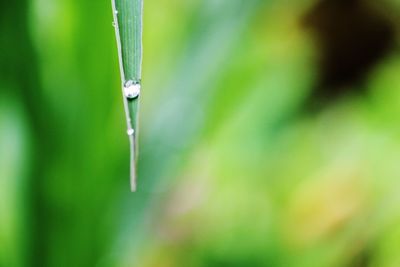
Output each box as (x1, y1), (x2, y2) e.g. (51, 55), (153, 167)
(2, 0), (400, 266)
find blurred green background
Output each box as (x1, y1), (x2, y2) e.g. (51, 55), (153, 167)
(2, 0), (400, 266)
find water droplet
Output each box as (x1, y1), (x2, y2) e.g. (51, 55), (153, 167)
(127, 129), (135, 136)
(112, 21), (117, 27)
(123, 80), (141, 99)
(115, 10), (119, 15)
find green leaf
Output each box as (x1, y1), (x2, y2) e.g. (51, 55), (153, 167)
(112, 0), (143, 191)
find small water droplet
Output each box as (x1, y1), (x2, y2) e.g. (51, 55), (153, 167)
(115, 10), (119, 15)
(127, 129), (135, 136)
(112, 21), (117, 27)
(123, 80), (141, 99)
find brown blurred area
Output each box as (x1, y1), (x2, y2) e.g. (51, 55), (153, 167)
(303, 0), (396, 106)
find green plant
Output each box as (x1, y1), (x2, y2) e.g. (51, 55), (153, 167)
(112, 0), (143, 191)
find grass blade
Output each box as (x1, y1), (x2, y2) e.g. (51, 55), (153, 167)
(111, 0), (143, 191)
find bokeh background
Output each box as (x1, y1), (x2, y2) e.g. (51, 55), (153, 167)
(2, 0), (400, 266)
